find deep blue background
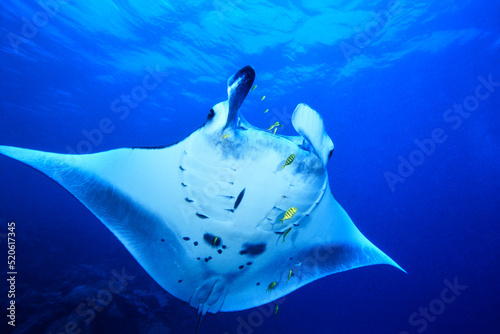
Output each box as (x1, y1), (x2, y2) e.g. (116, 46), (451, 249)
(1, 1), (499, 333)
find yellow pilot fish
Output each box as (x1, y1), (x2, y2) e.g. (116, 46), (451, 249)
(279, 207), (297, 224)
(281, 154), (296, 169)
(282, 227), (292, 243)
(267, 281), (278, 292)
(268, 121), (280, 131)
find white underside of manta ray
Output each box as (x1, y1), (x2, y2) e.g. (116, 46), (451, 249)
(0, 66), (404, 315)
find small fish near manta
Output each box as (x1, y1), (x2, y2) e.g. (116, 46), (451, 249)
(0, 66), (405, 331)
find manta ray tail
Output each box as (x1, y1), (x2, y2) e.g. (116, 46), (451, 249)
(196, 313), (203, 334)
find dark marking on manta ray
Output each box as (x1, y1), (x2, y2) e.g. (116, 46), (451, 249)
(185, 198), (194, 203)
(247, 262), (253, 265)
(222, 245), (227, 249)
(289, 257), (294, 260)
(239, 243), (266, 256)
(204, 256), (213, 262)
(183, 237), (190, 241)
(217, 249), (222, 254)
(293, 223), (299, 227)
(239, 265), (244, 270)
(228, 181), (234, 185)
(181, 183), (187, 187)
(256, 282), (260, 286)
(178, 279), (182, 283)
(196, 213), (209, 219)
(225, 209), (235, 213)
(220, 195), (235, 199)
(179, 166), (186, 171)
(197, 257), (201, 260)
(207, 108), (215, 120)
(234, 188), (246, 209)
(194, 241), (198, 246)
(275, 231), (284, 235)
(203, 233), (221, 247)
(161, 239), (165, 242)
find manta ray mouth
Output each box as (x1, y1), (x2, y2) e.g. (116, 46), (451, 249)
(223, 66), (333, 167)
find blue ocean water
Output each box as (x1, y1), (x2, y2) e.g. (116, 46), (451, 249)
(0, 0), (499, 333)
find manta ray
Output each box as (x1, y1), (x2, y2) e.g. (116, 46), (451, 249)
(0, 66), (403, 324)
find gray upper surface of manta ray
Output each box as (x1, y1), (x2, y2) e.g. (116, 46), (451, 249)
(0, 66), (404, 315)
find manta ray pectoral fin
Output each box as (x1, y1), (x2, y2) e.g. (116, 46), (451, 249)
(0, 144), (204, 305)
(292, 103), (334, 165)
(293, 192), (405, 286)
(218, 189), (404, 313)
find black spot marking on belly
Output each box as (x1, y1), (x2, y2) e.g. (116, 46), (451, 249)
(179, 166), (186, 171)
(183, 237), (190, 241)
(194, 241), (199, 246)
(225, 209), (235, 213)
(203, 233), (221, 247)
(222, 245), (227, 249)
(178, 279), (182, 283)
(217, 249), (222, 254)
(185, 198), (194, 203)
(247, 262), (253, 266)
(239, 265), (244, 270)
(239, 243), (266, 256)
(196, 213), (209, 219)
(197, 257), (201, 260)
(256, 282), (260, 286)
(161, 239), (165, 242)
(181, 183), (187, 187)
(220, 195), (235, 199)
(234, 188), (246, 209)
